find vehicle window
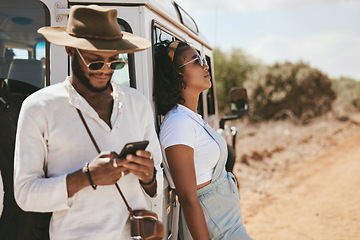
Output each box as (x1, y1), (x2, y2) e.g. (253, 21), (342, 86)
(198, 92), (204, 117)
(153, 26), (178, 44)
(174, 3), (198, 34)
(111, 19), (135, 88)
(111, 52), (131, 87)
(0, 0), (49, 98)
(206, 55), (216, 116)
(196, 49), (204, 117)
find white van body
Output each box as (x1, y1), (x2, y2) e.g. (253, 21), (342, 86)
(0, 0), (239, 238)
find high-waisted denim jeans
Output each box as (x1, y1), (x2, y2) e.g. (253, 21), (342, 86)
(179, 170), (253, 240)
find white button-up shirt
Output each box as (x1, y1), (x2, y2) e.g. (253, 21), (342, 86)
(14, 78), (163, 240)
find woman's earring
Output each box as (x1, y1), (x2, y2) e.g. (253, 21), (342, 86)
(182, 82), (186, 89)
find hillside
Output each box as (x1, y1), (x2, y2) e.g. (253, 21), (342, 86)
(233, 112), (360, 239)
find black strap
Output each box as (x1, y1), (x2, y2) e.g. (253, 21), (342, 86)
(76, 108), (133, 213)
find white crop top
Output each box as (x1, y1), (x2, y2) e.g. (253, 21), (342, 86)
(159, 105), (220, 185)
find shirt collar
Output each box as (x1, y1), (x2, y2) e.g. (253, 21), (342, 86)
(63, 77), (125, 129)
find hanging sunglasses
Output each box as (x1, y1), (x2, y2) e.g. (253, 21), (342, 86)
(76, 48), (127, 71)
(178, 55), (207, 69)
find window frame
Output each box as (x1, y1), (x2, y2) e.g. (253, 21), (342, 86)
(117, 18), (136, 88)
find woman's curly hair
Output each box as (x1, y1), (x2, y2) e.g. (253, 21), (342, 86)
(154, 40), (191, 115)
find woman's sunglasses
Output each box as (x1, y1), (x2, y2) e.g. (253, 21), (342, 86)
(76, 48), (127, 71)
(178, 55), (207, 69)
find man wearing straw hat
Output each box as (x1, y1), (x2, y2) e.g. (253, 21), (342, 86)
(13, 5), (163, 239)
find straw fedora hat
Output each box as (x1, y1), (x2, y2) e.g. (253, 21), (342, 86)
(38, 5), (151, 53)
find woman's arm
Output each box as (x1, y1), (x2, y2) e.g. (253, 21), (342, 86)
(165, 145), (211, 240)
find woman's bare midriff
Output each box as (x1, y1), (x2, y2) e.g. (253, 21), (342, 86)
(197, 180), (211, 189)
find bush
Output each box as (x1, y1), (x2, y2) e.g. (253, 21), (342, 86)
(331, 77), (360, 112)
(244, 61), (336, 123)
(214, 48), (260, 115)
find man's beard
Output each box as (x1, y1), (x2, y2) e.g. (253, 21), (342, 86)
(72, 57), (112, 93)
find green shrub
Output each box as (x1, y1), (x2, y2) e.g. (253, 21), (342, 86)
(331, 77), (360, 112)
(244, 61), (336, 123)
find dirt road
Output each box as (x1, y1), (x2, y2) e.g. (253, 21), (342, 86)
(235, 115), (360, 240)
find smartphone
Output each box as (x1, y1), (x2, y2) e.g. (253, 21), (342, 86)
(118, 140), (149, 158)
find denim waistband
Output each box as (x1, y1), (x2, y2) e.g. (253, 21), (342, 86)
(196, 170), (230, 197)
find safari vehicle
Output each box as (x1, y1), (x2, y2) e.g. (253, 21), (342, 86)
(0, 0), (247, 238)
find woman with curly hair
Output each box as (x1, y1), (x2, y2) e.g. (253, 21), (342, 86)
(154, 40), (252, 240)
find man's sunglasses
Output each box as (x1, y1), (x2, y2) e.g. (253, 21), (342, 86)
(76, 48), (127, 71)
(178, 55), (207, 69)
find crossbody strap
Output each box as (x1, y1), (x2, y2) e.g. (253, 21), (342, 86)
(76, 108), (133, 213)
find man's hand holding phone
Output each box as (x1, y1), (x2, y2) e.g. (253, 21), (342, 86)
(89, 141), (153, 183)
(114, 141), (156, 184)
(112, 140), (157, 196)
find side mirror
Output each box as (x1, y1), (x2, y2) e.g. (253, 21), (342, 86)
(230, 87), (248, 116)
(219, 87), (248, 129)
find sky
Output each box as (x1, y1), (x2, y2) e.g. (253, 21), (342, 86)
(179, 0), (360, 80)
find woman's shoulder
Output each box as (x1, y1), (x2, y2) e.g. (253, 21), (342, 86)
(163, 107), (194, 126)
(160, 108), (198, 139)
(159, 108), (197, 147)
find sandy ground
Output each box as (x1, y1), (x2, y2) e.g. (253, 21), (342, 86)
(232, 112), (360, 240)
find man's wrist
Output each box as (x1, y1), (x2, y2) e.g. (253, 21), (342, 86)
(83, 162), (97, 190)
(139, 167), (157, 186)
(139, 167), (157, 197)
